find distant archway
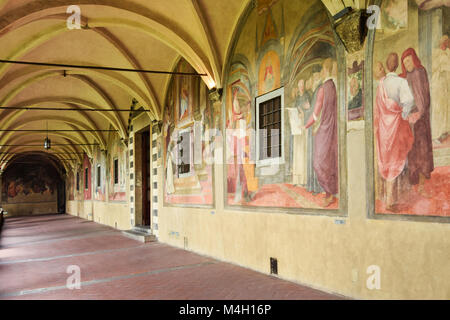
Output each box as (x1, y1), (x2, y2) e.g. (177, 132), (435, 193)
(1, 153), (66, 216)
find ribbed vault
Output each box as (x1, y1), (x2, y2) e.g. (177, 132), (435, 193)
(0, 0), (250, 169)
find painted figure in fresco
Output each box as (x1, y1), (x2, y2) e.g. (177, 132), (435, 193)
(163, 94), (175, 193)
(180, 77), (189, 121)
(200, 98), (213, 166)
(373, 57), (414, 210)
(231, 87), (253, 203)
(400, 48), (434, 195)
(304, 58), (338, 207)
(263, 56), (275, 93)
(331, 60), (338, 86)
(166, 139), (176, 195)
(431, 35), (450, 141)
(164, 104), (173, 155)
(4, 165), (56, 200)
(292, 79), (310, 186)
(348, 76), (362, 111)
(304, 69), (324, 195)
(415, 0), (450, 10)
(7, 181), (17, 198)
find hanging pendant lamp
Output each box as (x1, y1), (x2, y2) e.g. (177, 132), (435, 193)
(44, 121), (51, 150)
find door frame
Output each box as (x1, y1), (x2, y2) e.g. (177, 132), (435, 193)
(133, 127), (151, 227)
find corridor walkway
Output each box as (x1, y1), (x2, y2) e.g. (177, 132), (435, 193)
(0, 214), (342, 300)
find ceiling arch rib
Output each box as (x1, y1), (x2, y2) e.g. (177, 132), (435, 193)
(187, 0), (222, 88)
(0, 143), (84, 163)
(0, 152), (70, 176)
(1, 132), (95, 160)
(0, 66), (145, 137)
(0, 148), (74, 170)
(0, 50), (158, 120)
(0, 119), (106, 152)
(0, 75), (111, 135)
(0, 135), (90, 162)
(0, 2), (218, 91)
(0, 96), (125, 140)
(66, 74), (127, 135)
(92, 27), (161, 117)
(0, 133), (98, 160)
(1, 152), (72, 173)
(1, 150), (75, 166)
(0, 71), (127, 137)
(0, 146), (80, 161)
(0, 100), (112, 146)
(0, 26), (156, 121)
(3, 114), (107, 148)
(0, 0), (263, 173)
(90, 17), (215, 89)
(65, 123), (95, 157)
(0, 11), (163, 118)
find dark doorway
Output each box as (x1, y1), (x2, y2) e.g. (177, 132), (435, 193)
(142, 130), (151, 226)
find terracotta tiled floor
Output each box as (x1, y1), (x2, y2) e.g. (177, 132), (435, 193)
(0, 214), (343, 300)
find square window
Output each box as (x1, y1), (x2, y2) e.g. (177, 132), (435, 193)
(114, 158), (119, 185)
(84, 168), (89, 190)
(256, 87), (284, 166)
(97, 165), (101, 188)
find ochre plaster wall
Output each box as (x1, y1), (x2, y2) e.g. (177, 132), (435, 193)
(66, 200), (131, 230)
(63, 0), (450, 300)
(2, 202), (57, 216)
(156, 126), (450, 300)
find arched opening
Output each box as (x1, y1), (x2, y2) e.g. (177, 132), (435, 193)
(0, 152), (66, 216)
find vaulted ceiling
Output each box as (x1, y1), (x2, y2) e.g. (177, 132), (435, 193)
(0, 0), (250, 171)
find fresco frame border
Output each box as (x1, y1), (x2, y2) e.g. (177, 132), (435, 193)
(221, 0), (349, 217)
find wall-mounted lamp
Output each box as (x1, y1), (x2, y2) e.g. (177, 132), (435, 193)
(322, 0), (371, 53)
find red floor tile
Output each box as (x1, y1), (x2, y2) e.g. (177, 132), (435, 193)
(0, 214), (344, 300)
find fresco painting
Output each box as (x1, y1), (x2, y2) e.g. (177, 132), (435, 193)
(225, 0), (341, 210)
(74, 165), (83, 201)
(83, 154), (92, 200)
(93, 147), (106, 201)
(373, 1), (450, 216)
(414, 0), (450, 10)
(258, 51), (281, 95)
(1, 162), (58, 203)
(257, 0), (279, 16)
(108, 136), (127, 201)
(163, 59), (215, 206)
(381, 0), (408, 32)
(431, 35), (450, 141)
(176, 60), (195, 127)
(226, 64), (259, 202)
(347, 54), (364, 121)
